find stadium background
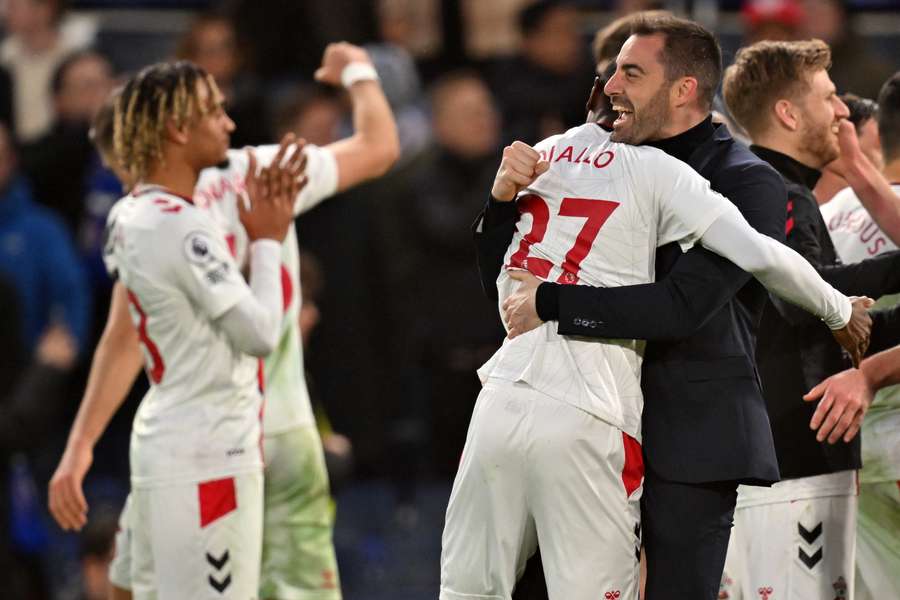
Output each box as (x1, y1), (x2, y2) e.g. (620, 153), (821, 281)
(0, 0), (897, 598)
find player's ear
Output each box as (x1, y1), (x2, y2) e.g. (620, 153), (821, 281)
(164, 117), (189, 145)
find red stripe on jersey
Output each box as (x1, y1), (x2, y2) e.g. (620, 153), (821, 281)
(198, 477), (237, 528)
(280, 264), (293, 313)
(125, 290), (165, 384)
(225, 233), (237, 258)
(621, 432), (644, 499)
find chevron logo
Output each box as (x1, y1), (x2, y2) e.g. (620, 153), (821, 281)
(798, 547), (823, 569)
(798, 522), (823, 544)
(206, 550), (230, 571)
(209, 573), (232, 593)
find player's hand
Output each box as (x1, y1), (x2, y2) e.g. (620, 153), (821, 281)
(491, 141), (550, 202)
(823, 119), (863, 179)
(502, 270), (543, 338)
(48, 441), (93, 531)
(314, 42), (372, 87)
(831, 296), (874, 368)
(240, 134), (307, 242)
(803, 367), (874, 444)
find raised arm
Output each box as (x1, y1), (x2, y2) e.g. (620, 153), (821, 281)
(827, 120), (900, 246)
(49, 282), (144, 531)
(315, 43), (400, 193)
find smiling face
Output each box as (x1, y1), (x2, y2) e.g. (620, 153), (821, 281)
(603, 34), (673, 144)
(795, 69), (849, 167)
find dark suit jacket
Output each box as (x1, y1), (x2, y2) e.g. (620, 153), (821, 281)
(474, 123), (784, 485)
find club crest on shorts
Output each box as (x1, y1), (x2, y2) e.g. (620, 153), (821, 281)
(604, 591), (621, 600)
(757, 586), (774, 600)
(832, 576), (848, 599)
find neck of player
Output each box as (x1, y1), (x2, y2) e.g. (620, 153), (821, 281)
(143, 159), (200, 200)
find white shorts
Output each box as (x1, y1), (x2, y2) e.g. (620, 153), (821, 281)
(720, 472), (857, 600)
(440, 380), (643, 600)
(128, 471), (264, 600)
(108, 493), (133, 591)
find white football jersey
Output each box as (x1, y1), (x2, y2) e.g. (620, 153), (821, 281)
(105, 188), (261, 488)
(193, 144), (338, 434)
(821, 184), (900, 483)
(478, 125), (732, 438)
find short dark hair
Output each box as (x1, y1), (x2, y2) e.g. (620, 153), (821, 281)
(592, 10), (673, 67)
(723, 39), (831, 138)
(629, 13), (722, 111)
(877, 71), (900, 163)
(841, 93), (878, 131)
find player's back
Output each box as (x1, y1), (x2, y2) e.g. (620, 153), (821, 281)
(481, 124), (729, 438)
(105, 187), (263, 488)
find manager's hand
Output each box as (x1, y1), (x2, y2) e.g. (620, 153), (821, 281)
(503, 270), (543, 338)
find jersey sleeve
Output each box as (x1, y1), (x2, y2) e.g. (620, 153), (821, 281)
(652, 153), (731, 251)
(168, 210), (252, 320)
(240, 143), (339, 216)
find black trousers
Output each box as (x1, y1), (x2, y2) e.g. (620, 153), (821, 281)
(512, 469), (738, 600)
(642, 468), (738, 600)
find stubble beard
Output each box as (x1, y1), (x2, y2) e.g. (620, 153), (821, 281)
(800, 119), (840, 168)
(609, 85), (671, 146)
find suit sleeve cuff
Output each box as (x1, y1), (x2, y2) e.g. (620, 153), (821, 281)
(482, 195), (519, 230)
(536, 282), (560, 321)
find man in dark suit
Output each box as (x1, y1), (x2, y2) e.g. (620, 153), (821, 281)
(476, 14), (871, 600)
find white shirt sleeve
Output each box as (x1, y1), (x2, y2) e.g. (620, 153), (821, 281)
(700, 201), (852, 330)
(170, 212), (252, 320)
(652, 152), (731, 250)
(215, 239), (283, 356)
(241, 143), (339, 216)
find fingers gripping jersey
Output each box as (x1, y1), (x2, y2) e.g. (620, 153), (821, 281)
(193, 145), (338, 434)
(104, 189), (261, 487)
(478, 125), (730, 437)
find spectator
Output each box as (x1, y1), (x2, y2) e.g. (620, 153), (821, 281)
(20, 49), (114, 235)
(0, 121), (89, 356)
(489, 0), (594, 145)
(0, 0), (95, 142)
(273, 86), (344, 148)
(174, 12), (269, 146)
(801, 0), (894, 98)
(393, 71), (506, 477)
(816, 94), (883, 204)
(741, 0), (804, 44)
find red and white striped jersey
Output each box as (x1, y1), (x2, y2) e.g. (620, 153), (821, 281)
(478, 124), (732, 438)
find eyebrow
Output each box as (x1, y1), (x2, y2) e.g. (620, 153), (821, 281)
(621, 63), (646, 75)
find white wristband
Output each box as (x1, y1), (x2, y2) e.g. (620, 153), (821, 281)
(340, 62), (379, 89)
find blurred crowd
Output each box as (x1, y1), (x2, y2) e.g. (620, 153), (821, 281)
(0, 0), (896, 597)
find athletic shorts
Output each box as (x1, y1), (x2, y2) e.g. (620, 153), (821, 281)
(108, 493), (133, 591)
(108, 428), (341, 600)
(260, 426), (341, 600)
(720, 472), (857, 600)
(855, 480), (900, 600)
(129, 471), (264, 600)
(440, 379), (643, 600)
